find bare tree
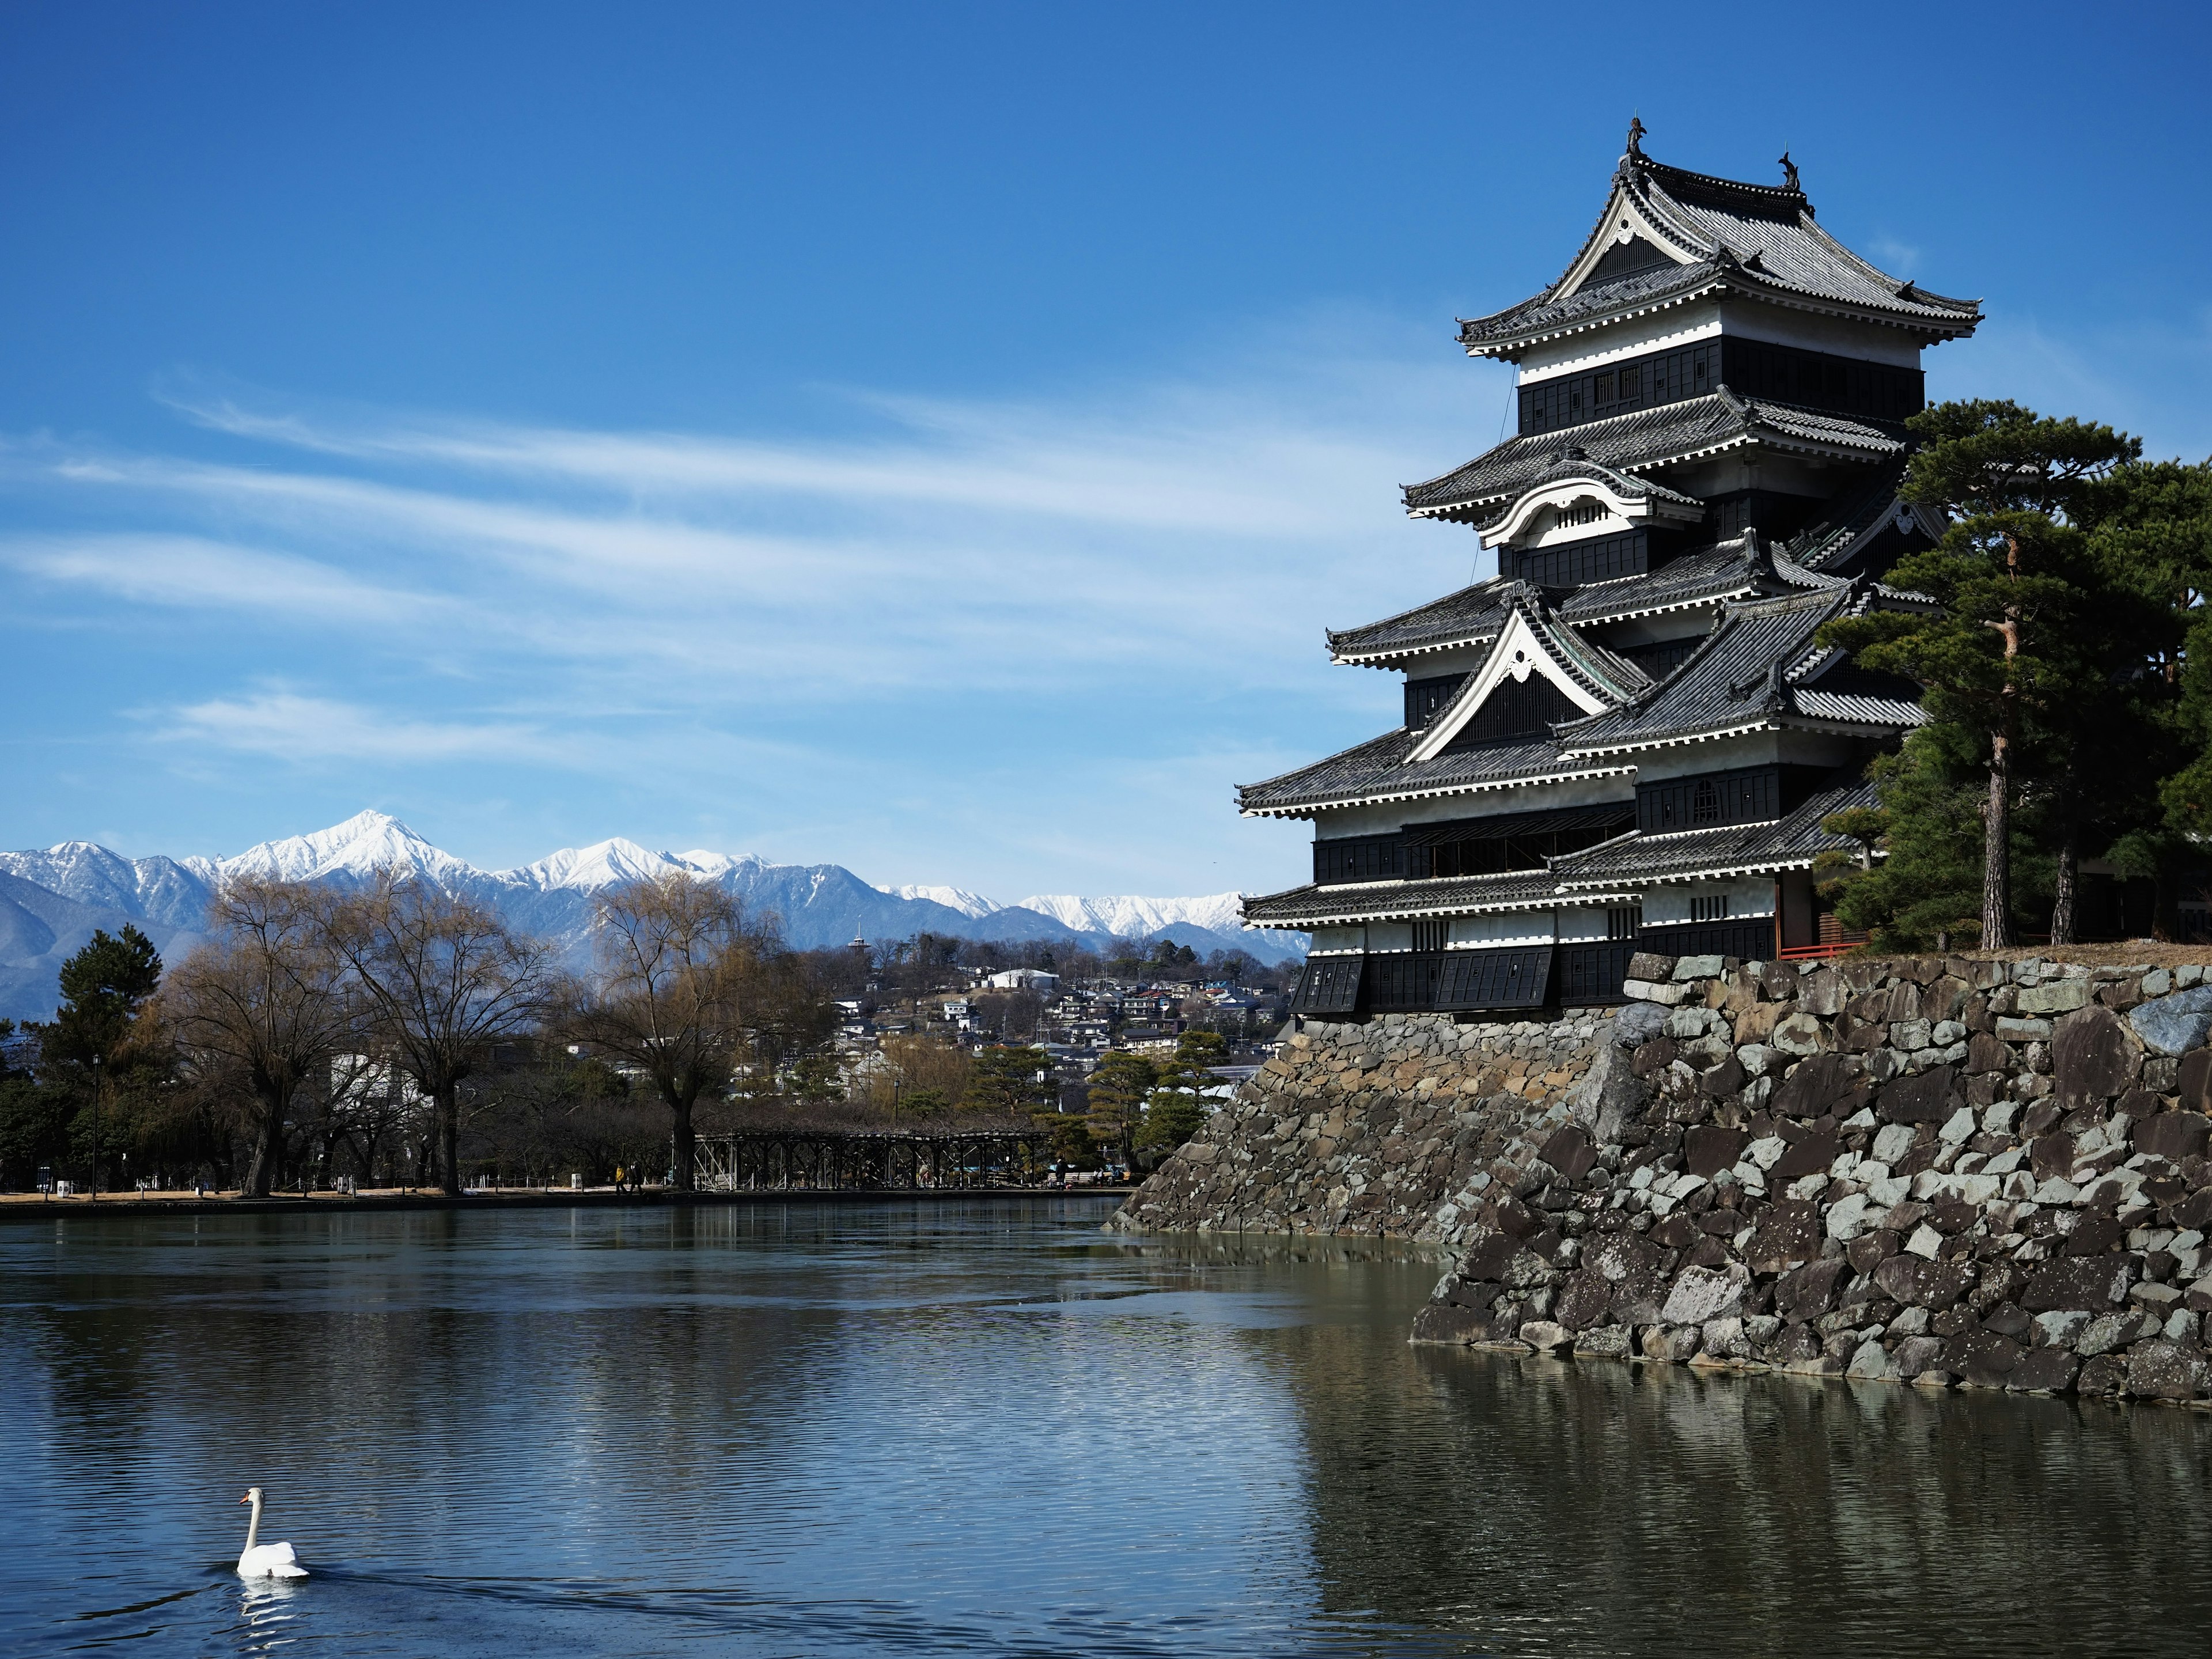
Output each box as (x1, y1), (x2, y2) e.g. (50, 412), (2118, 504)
(161, 877), (357, 1196)
(324, 873), (551, 1196)
(571, 874), (775, 1191)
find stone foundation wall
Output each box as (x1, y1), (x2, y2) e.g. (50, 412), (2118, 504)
(1111, 950), (2212, 1404)
(1105, 1009), (1609, 1245)
(1414, 952), (2212, 1403)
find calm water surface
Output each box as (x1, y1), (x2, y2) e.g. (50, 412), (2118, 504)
(3, 1198), (2210, 1656)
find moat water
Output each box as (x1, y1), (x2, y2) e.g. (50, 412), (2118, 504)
(4, 1198), (2210, 1656)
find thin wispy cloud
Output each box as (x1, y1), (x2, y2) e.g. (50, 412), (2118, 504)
(0, 322), (1497, 891)
(156, 688), (563, 767)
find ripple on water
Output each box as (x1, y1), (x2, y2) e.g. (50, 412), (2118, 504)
(6, 1199), (2212, 1657)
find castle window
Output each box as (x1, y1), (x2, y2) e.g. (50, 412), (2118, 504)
(1411, 919), (1447, 954)
(1692, 779), (1719, 824)
(1607, 906), (1642, 941)
(1593, 371), (1615, 403)
(1690, 895), (1730, 923)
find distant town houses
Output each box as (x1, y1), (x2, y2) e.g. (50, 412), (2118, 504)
(817, 950), (1294, 1112)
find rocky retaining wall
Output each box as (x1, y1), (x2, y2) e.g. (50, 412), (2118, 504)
(1105, 1009), (1609, 1244)
(1415, 952), (2212, 1403)
(1111, 950), (2212, 1404)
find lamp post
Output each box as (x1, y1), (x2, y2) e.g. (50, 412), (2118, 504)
(89, 1052), (101, 1202)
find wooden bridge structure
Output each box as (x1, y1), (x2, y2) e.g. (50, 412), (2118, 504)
(692, 1127), (1052, 1192)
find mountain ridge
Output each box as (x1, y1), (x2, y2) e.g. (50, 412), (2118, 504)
(0, 810), (1304, 1021)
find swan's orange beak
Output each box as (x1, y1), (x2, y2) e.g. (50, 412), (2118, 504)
(240, 1494), (251, 1504)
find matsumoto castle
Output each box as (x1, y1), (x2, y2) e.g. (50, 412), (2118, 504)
(1243, 125), (1978, 1018)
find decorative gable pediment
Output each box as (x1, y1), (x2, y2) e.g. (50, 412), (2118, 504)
(1551, 183), (1702, 302)
(1407, 605), (1610, 763)
(1482, 470), (1707, 550)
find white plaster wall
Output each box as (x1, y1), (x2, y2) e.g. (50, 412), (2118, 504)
(1517, 308), (1724, 381)
(1367, 921), (1415, 953)
(1641, 878), (1778, 925)
(1448, 911), (1556, 948)
(1556, 905), (1623, 944)
(1308, 925), (1365, 956)
(1514, 298), (1923, 380)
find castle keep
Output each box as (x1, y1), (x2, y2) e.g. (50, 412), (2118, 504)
(1241, 127), (1979, 1019)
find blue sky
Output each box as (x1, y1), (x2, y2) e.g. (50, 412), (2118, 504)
(2, 2), (2207, 899)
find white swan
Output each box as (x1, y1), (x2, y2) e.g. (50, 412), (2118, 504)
(237, 1486), (308, 1579)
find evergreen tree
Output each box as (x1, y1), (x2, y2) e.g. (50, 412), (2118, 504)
(1135, 1030), (1226, 1157)
(1821, 401), (2138, 945)
(40, 925), (163, 1069)
(966, 1044), (1052, 1115)
(0, 1020), (69, 1190)
(1082, 1050), (1156, 1162)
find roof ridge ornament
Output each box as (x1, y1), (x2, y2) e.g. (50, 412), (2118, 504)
(1624, 116), (1646, 162)
(1778, 150), (1800, 192)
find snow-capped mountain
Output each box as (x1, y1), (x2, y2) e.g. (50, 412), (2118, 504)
(873, 882), (1001, 919)
(1015, 892), (1251, 940)
(0, 810), (1304, 1020)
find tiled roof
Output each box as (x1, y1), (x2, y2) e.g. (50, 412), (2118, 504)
(1403, 391), (1904, 521)
(1328, 578), (1516, 664)
(1456, 150), (1980, 357)
(1490, 452), (1706, 520)
(1241, 869), (1569, 929)
(1236, 729), (1632, 818)
(1551, 776), (1880, 888)
(1556, 540), (1758, 624)
(1559, 585), (1900, 755)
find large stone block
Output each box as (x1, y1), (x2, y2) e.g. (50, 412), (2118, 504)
(2134, 1111), (2211, 1164)
(2180, 1049), (2212, 1115)
(2017, 980), (2089, 1016)
(1585, 1232), (1665, 1282)
(1553, 1267), (1615, 1332)
(1944, 1330), (2021, 1387)
(1626, 952), (1676, 983)
(2130, 986), (2212, 1056)
(1879, 1065), (1957, 1124)
(1873, 1253), (1974, 1310)
(1683, 1124), (1749, 1179)
(2021, 1257), (2137, 1312)
(1772, 1055), (1857, 1120)
(1609, 1267), (1673, 1325)
(2126, 1340), (2212, 1402)
(1569, 1043), (1649, 1145)
(1748, 1200), (1823, 1274)
(2007, 1348), (2081, 1392)
(1768, 1013), (1828, 1056)
(1733, 1001), (1785, 1046)
(1774, 1256), (1850, 1318)
(2051, 1005), (2139, 1110)
(1965, 1032), (2012, 1074)
(1611, 1001), (1671, 1047)
(1573, 1324), (1633, 1359)
(1893, 1335), (1949, 1378)
(1793, 967), (1843, 1016)
(1411, 1300), (1495, 1344)
(1539, 1124), (1599, 1183)
(1769, 1130), (1842, 1181)
(1518, 1320), (1574, 1355)
(1661, 1263), (1751, 1324)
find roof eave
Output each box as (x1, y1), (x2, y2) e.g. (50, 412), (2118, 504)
(1238, 762), (1639, 820)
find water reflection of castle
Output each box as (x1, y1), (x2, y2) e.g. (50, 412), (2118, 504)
(1244, 126), (1976, 1020)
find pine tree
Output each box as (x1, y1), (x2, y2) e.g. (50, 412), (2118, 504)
(967, 1044), (1052, 1115)
(1821, 401), (2137, 946)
